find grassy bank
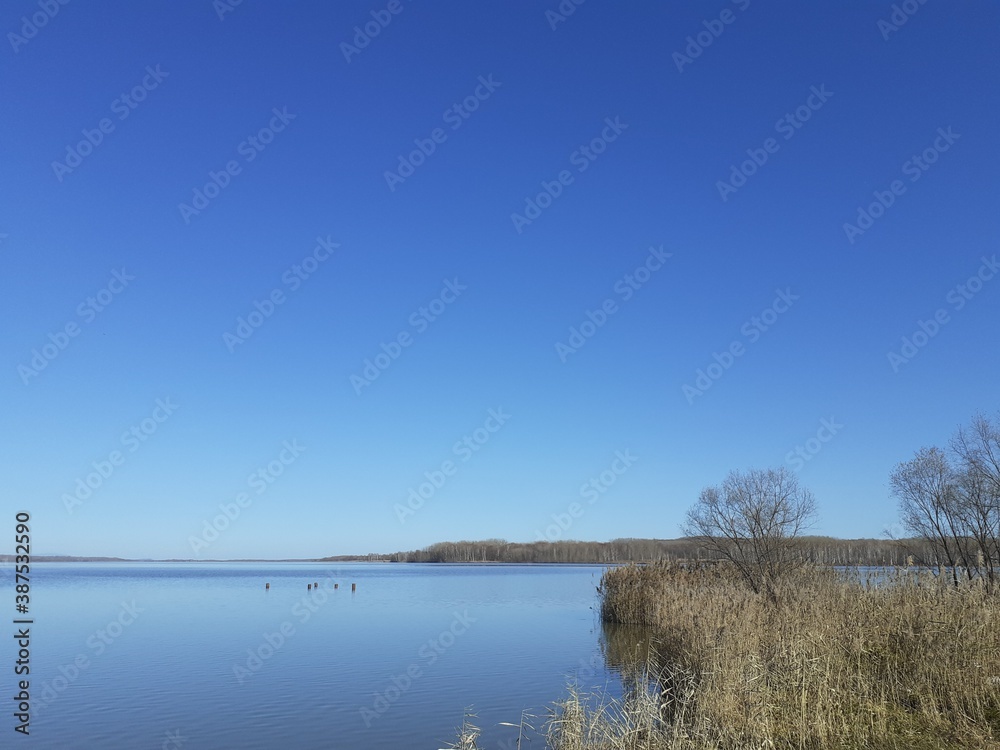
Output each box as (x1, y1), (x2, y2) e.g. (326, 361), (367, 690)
(544, 563), (1000, 749)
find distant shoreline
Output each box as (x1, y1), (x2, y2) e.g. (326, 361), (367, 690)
(4, 556), (611, 565)
(2, 535), (924, 566)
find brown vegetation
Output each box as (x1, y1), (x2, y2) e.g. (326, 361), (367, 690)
(545, 562), (1000, 749)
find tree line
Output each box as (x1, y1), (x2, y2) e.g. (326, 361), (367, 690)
(348, 535), (924, 565)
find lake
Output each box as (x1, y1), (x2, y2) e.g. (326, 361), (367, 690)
(4, 563), (622, 749)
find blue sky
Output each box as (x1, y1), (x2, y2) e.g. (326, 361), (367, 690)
(2, 1), (998, 559)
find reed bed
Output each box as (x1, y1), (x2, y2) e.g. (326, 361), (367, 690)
(545, 562), (1000, 749)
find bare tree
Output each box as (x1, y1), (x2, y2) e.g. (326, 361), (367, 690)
(952, 413), (1000, 500)
(890, 446), (967, 586)
(890, 415), (1000, 590)
(682, 467), (817, 600)
(951, 413), (1000, 591)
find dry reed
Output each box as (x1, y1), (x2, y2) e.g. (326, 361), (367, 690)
(544, 562), (1000, 749)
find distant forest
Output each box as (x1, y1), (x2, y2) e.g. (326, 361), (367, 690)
(321, 537), (931, 566)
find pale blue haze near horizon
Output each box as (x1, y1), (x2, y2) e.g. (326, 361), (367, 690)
(1, 1), (998, 558)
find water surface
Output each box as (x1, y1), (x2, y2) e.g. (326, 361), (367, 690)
(3, 562), (618, 749)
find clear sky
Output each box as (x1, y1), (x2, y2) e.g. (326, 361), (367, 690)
(2, 1), (998, 559)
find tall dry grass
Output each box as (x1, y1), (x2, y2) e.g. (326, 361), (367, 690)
(546, 562), (1000, 749)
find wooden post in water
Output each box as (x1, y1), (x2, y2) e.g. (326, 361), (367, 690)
(351, 583), (356, 592)
(265, 582), (270, 590)
(308, 583), (312, 590)
(334, 583), (338, 590)
(314, 582), (318, 588)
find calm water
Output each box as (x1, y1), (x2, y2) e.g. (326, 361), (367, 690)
(1, 563), (623, 749)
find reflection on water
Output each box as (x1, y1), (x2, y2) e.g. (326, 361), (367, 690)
(1, 562), (619, 750)
(601, 621), (659, 675)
